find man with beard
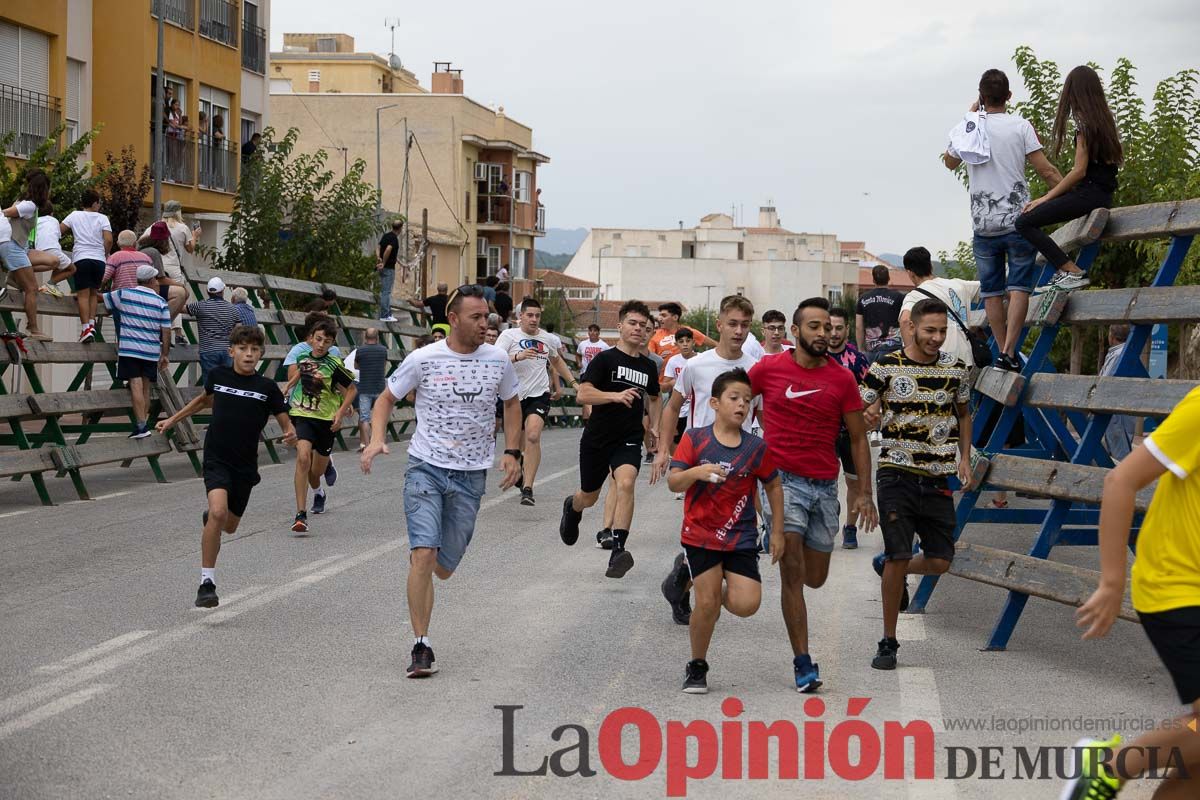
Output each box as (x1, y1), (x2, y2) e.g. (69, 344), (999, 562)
(747, 297), (877, 692)
(827, 306), (872, 549)
(361, 285), (523, 677)
(651, 295), (759, 624)
(860, 298), (972, 671)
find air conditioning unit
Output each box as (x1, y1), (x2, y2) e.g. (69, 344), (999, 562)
(474, 162), (488, 181)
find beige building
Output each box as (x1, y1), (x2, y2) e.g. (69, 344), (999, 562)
(564, 208), (859, 315)
(270, 52), (548, 299)
(270, 33), (424, 95)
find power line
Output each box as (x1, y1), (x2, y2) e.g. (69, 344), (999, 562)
(409, 131), (468, 236)
(294, 95), (343, 154)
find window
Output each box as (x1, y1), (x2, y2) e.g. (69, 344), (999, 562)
(430, 251), (438, 279)
(476, 238), (488, 257)
(316, 37), (337, 52)
(510, 248), (527, 279)
(65, 59), (83, 146)
(612, 233), (622, 240)
(828, 288), (844, 305)
(736, 286), (745, 296)
(0, 22), (54, 156)
(515, 171), (531, 203)
(239, 110), (259, 144)
(624, 246), (637, 257)
(640, 246), (650, 257)
(767, 249), (778, 260)
(465, 191), (470, 221)
(307, 70), (321, 83)
(487, 246), (501, 273)
(475, 163), (502, 194)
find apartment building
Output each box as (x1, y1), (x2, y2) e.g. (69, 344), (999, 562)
(2, 0), (271, 217)
(563, 207), (860, 314)
(270, 33), (424, 95)
(271, 55), (549, 296)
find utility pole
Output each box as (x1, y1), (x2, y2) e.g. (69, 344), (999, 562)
(699, 284), (719, 337)
(375, 103), (399, 220)
(595, 245), (609, 326)
(152, 4), (165, 220)
(420, 208), (429, 299)
(404, 123), (411, 264)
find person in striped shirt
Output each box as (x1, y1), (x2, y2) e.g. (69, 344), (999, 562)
(187, 277), (243, 385)
(103, 264), (171, 438)
(102, 230), (153, 290)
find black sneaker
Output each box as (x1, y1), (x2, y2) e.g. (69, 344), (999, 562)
(311, 490), (327, 514)
(871, 637), (899, 670)
(291, 512), (308, 533)
(644, 450), (654, 464)
(128, 423), (151, 439)
(407, 642), (438, 677)
(595, 528), (614, 550)
(324, 459), (338, 487)
(682, 659), (709, 694)
(995, 353), (1022, 373)
(520, 487), (535, 506)
(661, 552), (691, 625)
(606, 548), (634, 579)
(559, 496), (581, 545)
(195, 580), (219, 608)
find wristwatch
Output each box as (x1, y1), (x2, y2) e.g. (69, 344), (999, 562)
(504, 449), (523, 459)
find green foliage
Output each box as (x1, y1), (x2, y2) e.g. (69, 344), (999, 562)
(535, 289), (577, 340)
(212, 127), (383, 298)
(936, 241), (979, 280)
(0, 125), (106, 218)
(96, 147), (153, 235)
(535, 251), (572, 270)
(678, 307), (761, 344)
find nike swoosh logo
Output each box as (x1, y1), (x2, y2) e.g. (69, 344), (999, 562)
(785, 386), (821, 399)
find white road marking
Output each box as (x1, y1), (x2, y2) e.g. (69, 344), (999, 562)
(289, 555), (346, 574)
(0, 684), (115, 740)
(84, 491), (133, 503)
(0, 508), (35, 519)
(895, 614), (927, 641)
(35, 631), (155, 675)
(899, 668), (956, 799)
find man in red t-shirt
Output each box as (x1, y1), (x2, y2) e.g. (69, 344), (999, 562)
(748, 296), (879, 693)
(649, 302), (713, 375)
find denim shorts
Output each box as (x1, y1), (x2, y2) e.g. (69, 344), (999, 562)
(357, 392), (380, 423)
(778, 472), (841, 553)
(972, 231), (1037, 298)
(0, 240), (31, 271)
(199, 350), (232, 378)
(403, 456), (487, 573)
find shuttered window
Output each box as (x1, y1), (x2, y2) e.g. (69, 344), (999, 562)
(65, 58), (82, 143)
(0, 21), (51, 94)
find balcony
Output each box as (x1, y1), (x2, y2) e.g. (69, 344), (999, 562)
(198, 136), (239, 193)
(149, 122), (196, 186)
(476, 195), (513, 226)
(0, 85), (61, 158)
(152, 0), (195, 30)
(199, 0), (238, 48)
(242, 22), (267, 74)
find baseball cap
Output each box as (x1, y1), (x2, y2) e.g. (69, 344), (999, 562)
(136, 264), (159, 282)
(207, 277), (226, 294)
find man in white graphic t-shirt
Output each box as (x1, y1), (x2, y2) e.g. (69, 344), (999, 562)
(494, 296), (578, 506)
(361, 284), (522, 679)
(577, 323), (611, 422)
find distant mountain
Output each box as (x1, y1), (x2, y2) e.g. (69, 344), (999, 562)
(540, 227), (588, 256)
(535, 251), (572, 271)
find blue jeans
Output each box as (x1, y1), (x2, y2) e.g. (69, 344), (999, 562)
(199, 350), (232, 386)
(403, 456), (487, 573)
(379, 268), (395, 319)
(357, 392), (379, 423)
(778, 472), (841, 553)
(972, 231), (1037, 298)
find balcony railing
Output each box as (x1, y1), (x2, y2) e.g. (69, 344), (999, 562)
(199, 0), (238, 47)
(476, 195), (512, 226)
(242, 22), (266, 73)
(149, 122), (196, 186)
(198, 136), (239, 193)
(1, 85), (61, 158)
(152, 0), (195, 29)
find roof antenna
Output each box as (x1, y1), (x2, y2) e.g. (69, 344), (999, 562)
(385, 17), (402, 67)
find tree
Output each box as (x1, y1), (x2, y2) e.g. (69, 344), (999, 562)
(213, 127), (383, 306)
(679, 307), (762, 344)
(96, 147), (153, 235)
(0, 125), (106, 218)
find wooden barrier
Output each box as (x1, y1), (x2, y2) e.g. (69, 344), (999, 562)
(910, 197), (1200, 650)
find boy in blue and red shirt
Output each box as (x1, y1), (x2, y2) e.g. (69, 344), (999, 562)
(828, 306), (871, 549)
(669, 368), (784, 694)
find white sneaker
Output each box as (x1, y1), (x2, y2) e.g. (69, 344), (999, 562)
(379, 315), (398, 322)
(1036, 270), (1090, 293)
(673, 491), (685, 500)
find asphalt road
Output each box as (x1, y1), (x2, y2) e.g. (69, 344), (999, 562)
(0, 428), (1182, 799)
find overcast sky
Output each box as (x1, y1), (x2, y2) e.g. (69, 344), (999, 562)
(272, 0), (1198, 256)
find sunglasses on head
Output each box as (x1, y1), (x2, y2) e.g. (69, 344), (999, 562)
(445, 284), (486, 307)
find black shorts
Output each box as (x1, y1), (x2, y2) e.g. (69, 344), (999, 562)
(836, 430), (856, 478)
(674, 416), (687, 445)
(203, 460), (260, 518)
(73, 258), (105, 290)
(683, 544), (762, 582)
(578, 432), (641, 493)
(521, 393), (551, 423)
(877, 468), (956, 562)
(1138, 606), (1200, 705)
(116, 356), (158, 383)
(291, 415), (335, 457)
(495, 397), (503, 420)
(158, 284), (171, 302)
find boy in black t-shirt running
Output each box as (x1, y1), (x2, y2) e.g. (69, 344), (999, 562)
(158, 325), (296, 608)
(559, 300), (661, 579)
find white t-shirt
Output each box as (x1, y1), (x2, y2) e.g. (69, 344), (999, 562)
(0, 200), (36, 244)
(161, 219), (191, 281)
(742, 331), (766, 362)
(386, 340), (519, 471)
(902, 278), (982, 367)
(961, 113), (1042, 235)
(577, 337), (611, 372)
(34, 215), (62, 251)
(675, 348), (759, 432)
(495, 326), (561, 399)
(663, 352), (693, 418)
(62, 210), (112, 262)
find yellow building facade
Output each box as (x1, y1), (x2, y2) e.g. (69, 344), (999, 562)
(270, 33), (423, 95)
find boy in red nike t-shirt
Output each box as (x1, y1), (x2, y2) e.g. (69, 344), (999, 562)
(668, 368), (783, 694)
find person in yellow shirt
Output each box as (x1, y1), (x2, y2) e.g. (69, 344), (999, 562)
(1065, 385), (1200, 799)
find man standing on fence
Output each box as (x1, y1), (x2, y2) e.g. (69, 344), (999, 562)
(860, 298), (972, 671)
(187, 277), (243, 386)
(360, 284), (523, 677)
(377, 220), (401, 322)
(103, 264), (171, 439)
